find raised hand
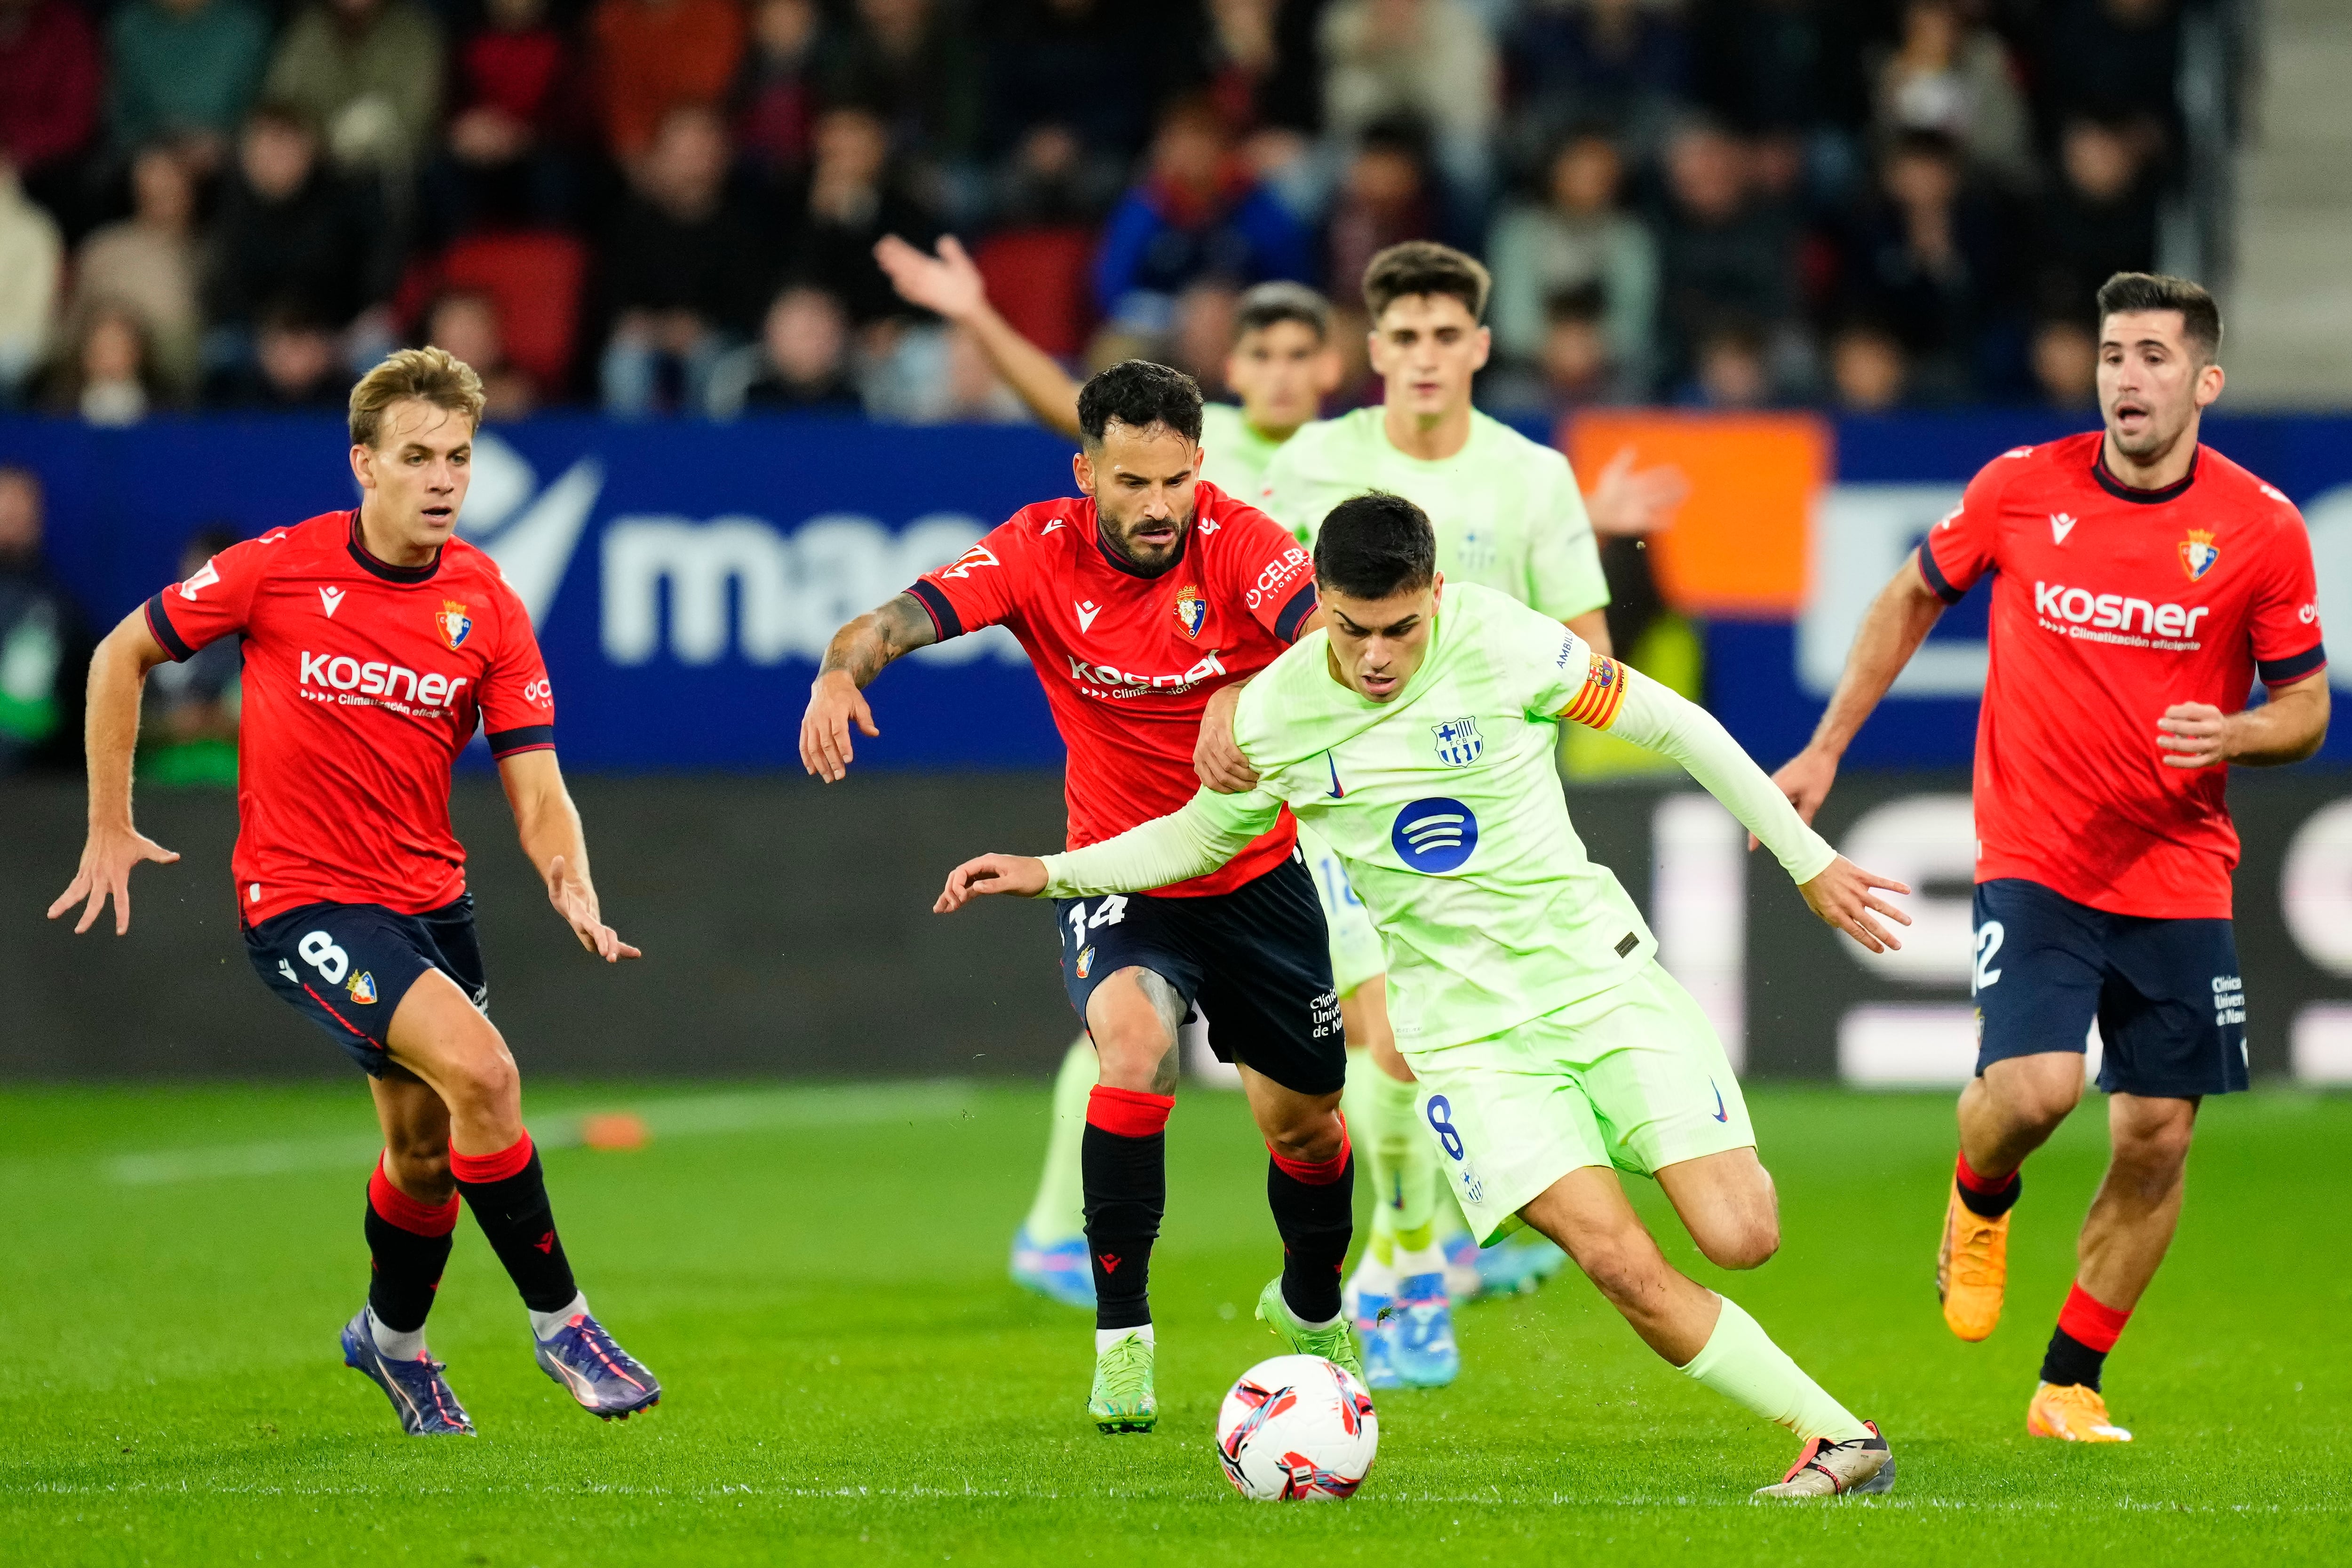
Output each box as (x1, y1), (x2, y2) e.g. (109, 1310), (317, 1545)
(47, 824), (180, 936)
(1585, 446), (1691, 540)
(873, 234), (986, 323)
(935, 853), (1049, 913)
(1797, 855), (1913, 954)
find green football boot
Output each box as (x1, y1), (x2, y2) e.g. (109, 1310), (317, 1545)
(1255, 1276), (1366, 1382)
(1089, 1330), (1157, 1433)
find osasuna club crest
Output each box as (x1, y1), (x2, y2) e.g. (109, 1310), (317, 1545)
(2179, 529), (2220, 582)
(1431, 716), (1481, 767)
(1173, 582), (1207, 639)
(437, 599), (472, 651)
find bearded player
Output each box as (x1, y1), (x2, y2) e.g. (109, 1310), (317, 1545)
(1776, 273), (2329, 1442)
(799, 359), (1357, 1433)
(47, 350), (660, 1435)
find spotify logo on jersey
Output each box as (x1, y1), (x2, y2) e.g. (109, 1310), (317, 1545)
(1392, 798), (1478, 873)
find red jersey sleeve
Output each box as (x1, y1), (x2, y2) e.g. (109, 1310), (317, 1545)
(143, 534), (273, 661)
(1918, 450), (2023, 603)
(904, 516), (1029, 641)
(1208, 500), (1319, 642)
(2250, 500), (2328, 687)
(478, 582), (556, 758)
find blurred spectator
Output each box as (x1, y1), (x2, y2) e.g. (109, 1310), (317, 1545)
(599, 104), (772, 415)
(0, 0), (100, 191)
(1202, 0), (1326, 137)
(1828, 317), (1907, 411)
(424, 291), (536, 417)
(1653, 120), (1794, 379)
(1487, 130), (1658, 390)
(708, 283), (864, 416)
(987, 122), (1122, 228)
(204, 106), (394, 355)
(1690, 0), (1867, 139)
(262, 0), (445, 175)
(779, 105), (941, 326)
(818, 0), (980, 170)
(2047, 0), (2181, 157)
(981, 0), (1161, 166)
(1505, 0), (1690, 154)
(1871, 0), (2032, 190)
(1685, 316), (1771, 406)
(2030, 313), (2097, 408)
(140, 525), (243, 786)
(1324, 121), (1437, 300)
(209, 301), (349, 406)
(2035, 115), (2157, 310)
(427, 0), (584, 239)
(46, 305), (158, 425)
(0, 466), (88, 775)
(0, 160), (63, 403)
(1537, 285), (1617, 406)
(1168, 281), (1240, 394)
(1837, 130), (2009, 401)
(68, 146), (203, 398)
(734, 0), (822, 181)
(1091, 99), (1310, 337)
(1322, 0), (1498, 213)
(865, 321), (1025, 422)
(106, 0), (272, 169)
(591, 0), (747, 165)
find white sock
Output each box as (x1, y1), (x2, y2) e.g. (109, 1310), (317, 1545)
(1394, 1242), (1447, 1281)
(367, 1307), (428, 1362)
(1352, 1254), (1398, 1301)
(530, 1290), (589, 1341)
(1097, 1324), (1153, 1352)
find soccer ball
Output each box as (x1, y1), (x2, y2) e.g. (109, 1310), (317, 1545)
(1214, 1354), (1378, 1501)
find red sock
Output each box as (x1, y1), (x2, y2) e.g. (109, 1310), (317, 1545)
(2056, 1282), (2131, 1352)
(1954, 1149), (2021, 1218)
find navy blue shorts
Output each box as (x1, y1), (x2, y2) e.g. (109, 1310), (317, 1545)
(1971, 878), (2246, 1099)
(1055, 851), (1344, 1096)
(243, 896), (487, 1076)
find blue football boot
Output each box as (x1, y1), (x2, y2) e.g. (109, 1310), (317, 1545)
(535, 1311), (661, 1420)
(1472, 1233), (1571, 1299)
(1390, 1271), (1461, 1387)
(1010, 1225), (1096, 1309)
(1354, 1289), (1401, 1389)
(340, 1310), (474, 1436)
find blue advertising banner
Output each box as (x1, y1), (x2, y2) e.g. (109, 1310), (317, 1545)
(6, 410), (2348, 771)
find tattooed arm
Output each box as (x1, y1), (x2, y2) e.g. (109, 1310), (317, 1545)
(798, 592), (940, 781)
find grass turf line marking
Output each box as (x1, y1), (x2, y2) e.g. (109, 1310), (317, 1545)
(102, 1081), (978, 1186)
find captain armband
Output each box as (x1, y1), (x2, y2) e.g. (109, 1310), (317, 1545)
(1558, 652), (1629, 731)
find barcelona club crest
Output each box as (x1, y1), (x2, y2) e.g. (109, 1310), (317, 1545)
(1173, 583), (1207, 639)
(2179, 529), (2220, 582)
(436, 599), (472, 651)
(1431, 716), (1482, 767)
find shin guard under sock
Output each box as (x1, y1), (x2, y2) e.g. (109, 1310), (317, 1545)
(1268, 1123), (1354, 1325)
(365, 1156), (459, 1334)
(1082, 1086), (1172, 1331)
(451, 1133), (579, 1313)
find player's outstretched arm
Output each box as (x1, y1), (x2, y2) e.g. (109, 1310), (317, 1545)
(801, 592), (938, 782)
(1769, 549), (1947, 825)
(2157, 671), (2330, 770)
(47, 610), (180, 936)
(498, 750), (641, 962)
(872, 234), (1083, 439)
(1577, 662), (1912, 953)
(935, 789), (1278, 914)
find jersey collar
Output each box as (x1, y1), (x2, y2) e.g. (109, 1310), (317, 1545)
(346, 510), (445, 583)
(2091, 443), (2198, 506)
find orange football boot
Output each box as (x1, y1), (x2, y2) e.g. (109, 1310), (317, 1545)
(2027, 1382), (2133, 1442)
(1936, 1186), (2008, 1341)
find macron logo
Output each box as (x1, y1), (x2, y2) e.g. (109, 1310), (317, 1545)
(1074, 600), (1101, 633)
(2050, 513), (2077, 545)
(319, 586), (345, 617)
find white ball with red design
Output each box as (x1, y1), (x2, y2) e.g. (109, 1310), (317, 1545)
(1214, 1354), (1378, 1501)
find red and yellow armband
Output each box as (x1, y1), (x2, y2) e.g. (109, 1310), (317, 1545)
(1559, 652), (1629, 731)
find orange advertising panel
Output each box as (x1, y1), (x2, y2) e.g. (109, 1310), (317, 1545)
(1561, 410), (1831, 617)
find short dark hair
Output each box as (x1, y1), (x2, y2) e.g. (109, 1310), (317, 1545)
(1362, 241), (1491, 324)
(1233, 282), (1330, 345)
(2097, 271), (2222, 364)
(1076, 359), (1203, 446)
(1314, 492), (1436, 600)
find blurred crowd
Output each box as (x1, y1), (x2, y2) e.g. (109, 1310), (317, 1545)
(0, 0), (2217, 423)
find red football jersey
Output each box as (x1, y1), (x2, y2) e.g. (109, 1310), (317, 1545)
(145, 510), (556, 924)
(1923, 432), (2326, 918)
(907, 481), (1317, 896)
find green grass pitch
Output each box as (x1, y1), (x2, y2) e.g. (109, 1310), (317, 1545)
(6, 1079), (2350, 1565)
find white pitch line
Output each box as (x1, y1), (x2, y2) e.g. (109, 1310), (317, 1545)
(103, 1081), (980, 1186)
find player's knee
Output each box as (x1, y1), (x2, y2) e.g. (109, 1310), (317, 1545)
(2114, 1115), (2195, 1189)
(445, 1048), (520, 1119)
(1265, 1109), (1344, 1166)
(1993, 1063), (2082, 1133)
(1695, 1212), (1780, 1272)
(1563, 1229), (1659, 1307)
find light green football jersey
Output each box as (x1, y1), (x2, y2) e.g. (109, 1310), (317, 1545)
(1202, 582), (1655, 1051)
(1198, 402), (1288, 497)
(1255, 406), (1609, 621)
